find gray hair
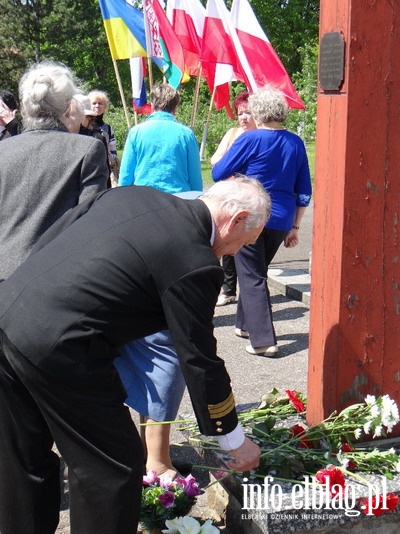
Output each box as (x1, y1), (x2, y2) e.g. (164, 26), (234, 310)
(202, 175), (271, 229)
(249, 85), (288, 125)
(19, 60), (82, 131)
(150, 83), (180, 113)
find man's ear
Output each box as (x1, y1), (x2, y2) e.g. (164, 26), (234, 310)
(229, 210), (250, 230)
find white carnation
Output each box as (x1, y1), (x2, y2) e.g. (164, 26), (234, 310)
(365, 394), (376, 405)
(370, 404), (381, 418)
(363, 421), (372, 435)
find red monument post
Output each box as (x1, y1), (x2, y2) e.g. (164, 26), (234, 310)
(307, 0), (400, 432)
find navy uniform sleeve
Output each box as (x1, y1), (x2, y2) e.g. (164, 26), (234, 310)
(161, 265), (239, 436)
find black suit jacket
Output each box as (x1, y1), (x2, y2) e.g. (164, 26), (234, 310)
(0, 186), (238, 436)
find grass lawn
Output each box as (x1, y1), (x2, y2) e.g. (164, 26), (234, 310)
(119, 142), (315, 189)
(201, 141), (316, 188)
(305, 142), (315, 183)
(201, 161), (213, 186)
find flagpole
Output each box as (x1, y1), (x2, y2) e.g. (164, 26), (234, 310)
(190, 62), (202, 130)
(199, 86), (216, 161)
(112, 59), (131, 128)
(147, 57), (154, 90)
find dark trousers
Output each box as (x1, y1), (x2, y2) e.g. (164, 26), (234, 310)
(235, 228), (287, 348)
(0, 331), (144, 534)
(221, 254), (237, 296)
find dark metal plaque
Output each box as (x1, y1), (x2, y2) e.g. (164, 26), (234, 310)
(319, 32), (345, 91)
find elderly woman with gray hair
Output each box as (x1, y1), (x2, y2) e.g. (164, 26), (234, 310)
(212, 85), (312, 357)
(0, 60), (108, 280)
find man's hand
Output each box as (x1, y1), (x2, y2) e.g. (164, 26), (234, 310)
(225, 436), (261, 471)
(0, 101), (16, 127)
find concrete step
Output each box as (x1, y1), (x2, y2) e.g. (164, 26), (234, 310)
(268, 268), (310, 307)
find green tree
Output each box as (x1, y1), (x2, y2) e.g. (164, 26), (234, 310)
(245, 0), (319, 76)
(285, 41), (318, 141)
(41, 0), (113, 94)
(0, 0), (49, 92)
(0, 0), (319, 149)
(0, 0), (118, 100)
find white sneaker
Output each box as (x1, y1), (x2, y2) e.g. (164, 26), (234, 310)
(216, 294), (236, 306)
(234, 328), (249, 338)
(246, 344), (278, 356)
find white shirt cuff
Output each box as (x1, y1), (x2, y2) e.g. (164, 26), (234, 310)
(215, 424), (245, 451)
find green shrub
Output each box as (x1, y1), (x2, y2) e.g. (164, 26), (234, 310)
(106, 67), (317, 160)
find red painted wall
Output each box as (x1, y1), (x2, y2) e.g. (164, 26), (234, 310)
(307, 0), (400, 433)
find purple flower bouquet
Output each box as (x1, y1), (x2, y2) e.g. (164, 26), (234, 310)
(140, 470), (202, 531)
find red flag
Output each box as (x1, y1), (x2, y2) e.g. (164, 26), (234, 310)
(231, 0), (305, 109)
(166, 0), (233, 116)
(143, 0), (185, 89)
(200, 0), (257, 115)
(204, 63), (235, 117)
(166, 0), (205, 76)
(200, 0), (255, 89)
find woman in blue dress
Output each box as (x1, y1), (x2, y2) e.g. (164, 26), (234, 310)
(116, 83), (203, 478)
(114, 331), (186, 478)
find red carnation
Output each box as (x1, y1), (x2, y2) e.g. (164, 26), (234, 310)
(289, 424), (315, 449)
(316, 466), (346, 499)
(341, 443), (354, 453)
(359, 493), (399, 516)
(285, 390), (306, 413)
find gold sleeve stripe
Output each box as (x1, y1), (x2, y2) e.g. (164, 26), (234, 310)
(208, 392), (235, 419)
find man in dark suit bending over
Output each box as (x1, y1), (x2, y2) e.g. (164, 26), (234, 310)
(0, 176), (271, 534)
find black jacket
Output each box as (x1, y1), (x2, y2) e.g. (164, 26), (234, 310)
(0, 186), (238, 436)
(0, 117), (22, 140)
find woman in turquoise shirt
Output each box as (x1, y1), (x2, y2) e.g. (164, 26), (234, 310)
(118, 83), (202, 193)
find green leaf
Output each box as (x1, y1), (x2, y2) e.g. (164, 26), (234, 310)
(252, 418), (276, 437)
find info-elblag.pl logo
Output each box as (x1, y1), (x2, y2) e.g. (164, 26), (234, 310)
(241, 475), (390, 517)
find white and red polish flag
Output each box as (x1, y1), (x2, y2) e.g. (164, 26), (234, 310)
(200, 0), (257, 114)
(230, 0), (305, 109)
(166, 0), (205, 76)
(200, 0), (256, 90)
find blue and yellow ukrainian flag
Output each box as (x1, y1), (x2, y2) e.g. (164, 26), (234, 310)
(98, 0), (147, 60)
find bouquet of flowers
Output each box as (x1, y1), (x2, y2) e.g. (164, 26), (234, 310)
(183, 390), (400, 520)
(140, 470), (202, 531)
(239, 390), (400, 480)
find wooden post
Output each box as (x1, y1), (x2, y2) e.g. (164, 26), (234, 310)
(307, 1), (400, 432)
